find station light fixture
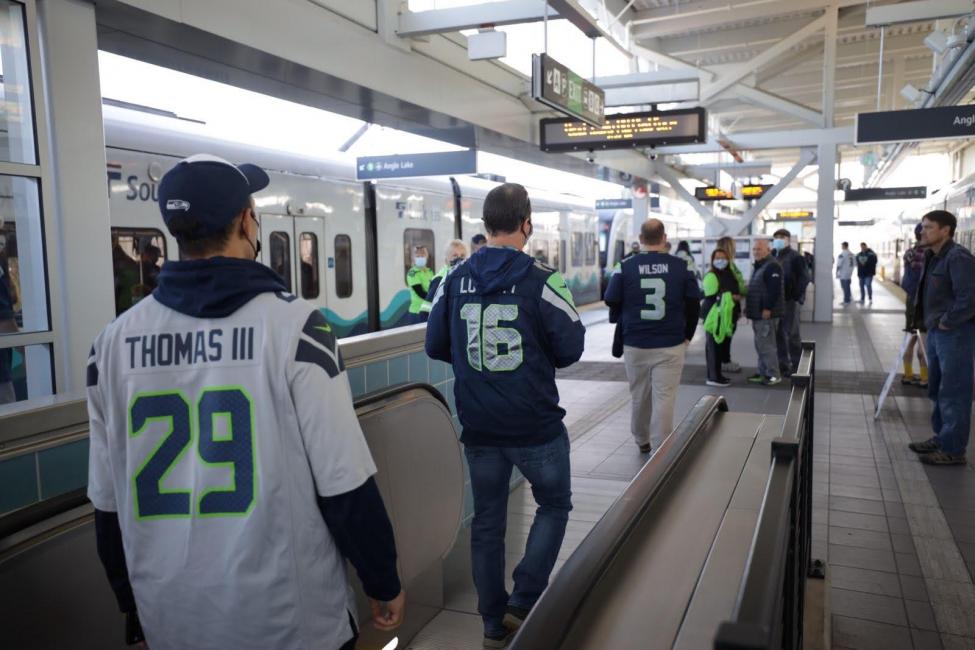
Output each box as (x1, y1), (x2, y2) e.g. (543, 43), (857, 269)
(467, 28), (507, 61)
(924, 29), (949, 54)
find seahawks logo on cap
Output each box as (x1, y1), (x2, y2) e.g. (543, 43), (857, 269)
(166, 199), (191, 211)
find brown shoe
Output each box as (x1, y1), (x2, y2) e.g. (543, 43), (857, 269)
(919, 451), (967, 465)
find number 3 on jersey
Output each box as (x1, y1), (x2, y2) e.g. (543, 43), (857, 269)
(641, 278), (667, 320)
(460, 303), (523, 372)
(129, 387), (256, 519)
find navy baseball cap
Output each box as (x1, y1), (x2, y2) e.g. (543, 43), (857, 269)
(158, 154), (270, 238)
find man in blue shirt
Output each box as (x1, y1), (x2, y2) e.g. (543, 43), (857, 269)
(604, 219), (701, 454)
(426, 183), (585, 648)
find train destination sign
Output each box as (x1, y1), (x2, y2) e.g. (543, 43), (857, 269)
(844, 186), (927, 201)
(773, 210), (815, 221)
(741, 184), (773, 200)
(355, 149), (476, 181)
(532, 53), (605, 127)
(595, 198), (633, 210)
(540, 107), (706, 153)
(856, 105), (975, 145)
(694, 186), (733, 201)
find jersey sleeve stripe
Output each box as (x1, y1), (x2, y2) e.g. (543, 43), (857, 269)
(545, 272), (577, 309)
(301, 310), (339, 355)
(542, 285), (580, 323)
(86, 362), (99, 387)
(296, 340), (343, 378)
(430, 277), (447, 310)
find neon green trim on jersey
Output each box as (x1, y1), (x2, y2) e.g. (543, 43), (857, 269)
(545, 271), (576, 309)
(196, 386), (258, 519)
(128, 390), (193, 521)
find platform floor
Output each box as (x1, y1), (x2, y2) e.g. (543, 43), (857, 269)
(410, 280), (975, 650)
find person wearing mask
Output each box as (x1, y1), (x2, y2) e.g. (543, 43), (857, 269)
(604, 219), (701, 454)
(746, 239), (784, 386)
(470, 233), (487, 254)
(675, 240), (700, 281)
(406, 245), (434, 324)
(426, 183), (584, 648)
(423, 239), (467, 315)
(701, 248), (740, 387)
(856, 242), (878, 303)
(836, 242), (855, 305)
(908, 210), (975, 465)
(87, 155), (404, 649)
(901, 224), (928, 387)
(622, 241), (640, 261)
(716, 236), (746, 374)
(772, 229), (809, 377)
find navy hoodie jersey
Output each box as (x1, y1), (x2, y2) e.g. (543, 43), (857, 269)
(604, 251), (701, 349)
(425, 246), (586, 447)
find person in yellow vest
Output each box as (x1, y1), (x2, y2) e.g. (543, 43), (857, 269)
(422, 240), (467, 316)
(406, 245), (434, 324)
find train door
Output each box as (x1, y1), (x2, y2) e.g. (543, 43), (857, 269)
(259, 214), (298, 295)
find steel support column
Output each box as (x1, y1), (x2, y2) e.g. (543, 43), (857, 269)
(814, 3), (838, 322)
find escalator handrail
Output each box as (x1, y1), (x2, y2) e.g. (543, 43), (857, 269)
(510, 394), (730, 650)
(0, 382), (452, 542)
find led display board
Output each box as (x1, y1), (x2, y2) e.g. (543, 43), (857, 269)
(540, 107), (706, 153)
(844, 186), (927, 201)
(694, 186), (733, 201)
(741, 184), (773, 199)
(532, 53), (605, 127)
(773, 210), (815, 221)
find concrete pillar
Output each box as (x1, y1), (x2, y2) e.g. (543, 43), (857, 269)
(631, 195), (649, 237)
(38, 0), (115, 390)
(814, 144), (836, 323)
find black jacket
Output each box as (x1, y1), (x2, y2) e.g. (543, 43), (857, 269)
(916, 240), (975, 332)
(773, 246), (810, 302)
(856, 249), (878, 277)
(745, 257), (785, 320)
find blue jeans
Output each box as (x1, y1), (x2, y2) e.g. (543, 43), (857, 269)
(859, 275), (873, 301)
(465, 434), (572, 637)
(840, 279), (852, 303)
(927, 324), (975, 456)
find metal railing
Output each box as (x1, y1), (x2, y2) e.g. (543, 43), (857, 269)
(510, 394), (729, 650)
(714, 342), (820, 650)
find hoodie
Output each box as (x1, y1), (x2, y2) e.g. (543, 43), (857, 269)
(153, 257), (288, 317)
(425, 246), (586, 447)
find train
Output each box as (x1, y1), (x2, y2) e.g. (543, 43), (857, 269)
(877, 170), (975, 284)
(99, 106), (602, 336)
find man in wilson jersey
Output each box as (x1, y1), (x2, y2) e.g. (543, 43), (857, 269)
(86, 155), (404, 650)
(604, 219), (701, 454)
(426, 183), (585, 648)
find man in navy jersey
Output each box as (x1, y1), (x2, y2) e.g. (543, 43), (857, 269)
(604, 219), (701, 454)
(426, 182), (585, 648)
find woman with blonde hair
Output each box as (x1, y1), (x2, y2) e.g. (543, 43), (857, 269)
(715, 236), (746, 374)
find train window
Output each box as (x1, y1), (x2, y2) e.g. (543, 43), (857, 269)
(334, 234), (353, 299)
(571, 233), (583, 267)
(559, 240), (566, 274)
(110, 228), (167, 316)
(403, 228), (435, 278)
(614, 240), (625, 266)
(585, 233), (596, 266)
(299, 233), (320, 300)
(532, 241), (550, 265)
(269, 232), (292, 292)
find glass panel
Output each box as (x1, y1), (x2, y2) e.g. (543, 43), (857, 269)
(558, 240), (565, 274)
(299, 233), (320, 300)
(585, 233), (596, 266)
(110, 228), (166, 316)
(0, 176), (46, 335)
(531, 241), (549, 265)
(269, 231), (292, 292)
(334, 234), (353, 299)
(0, 1), (36, 164)
(571, 233), (583, 267)
(403, 228), (435, 278)
(0, 342), (53, 405)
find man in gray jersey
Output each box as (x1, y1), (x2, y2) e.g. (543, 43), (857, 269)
(87, 155), (404, 649)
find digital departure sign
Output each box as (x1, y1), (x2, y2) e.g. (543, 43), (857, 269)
(532, 53), (605, 128)
(694, 186), (733, 201)
(773, 210), (815, 221)
(741, 184), (773, 199)
(539, 107), (706, 153)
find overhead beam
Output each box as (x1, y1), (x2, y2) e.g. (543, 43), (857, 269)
(865, 0), (973, 26)
(730, 85), (824, 127)
(631, 43), (714, 79)
(605, 82), (699, 105)
(656, 125), (854, 153)
(650, 161), (720, 227)
(727, 148), (818, 235)
(594, 70), (704, 88)
(685, 161), (774, 177)
(546, 0), (634, 57)
(701, 14), (828, 101)
(396, 0), (560, 37)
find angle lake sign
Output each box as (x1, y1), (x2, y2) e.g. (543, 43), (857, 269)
(856, 105), (975, 145)
(532, 53), (605, 127)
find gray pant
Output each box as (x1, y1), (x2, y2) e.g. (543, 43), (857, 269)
(623, 343), (686, 449)
(776, 300), (801, 373)
(753, 318), (780, 379)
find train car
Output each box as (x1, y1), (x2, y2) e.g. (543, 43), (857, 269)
(101, 107), (600, 335)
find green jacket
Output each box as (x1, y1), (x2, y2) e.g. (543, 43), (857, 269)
(406, 265), (434, 314)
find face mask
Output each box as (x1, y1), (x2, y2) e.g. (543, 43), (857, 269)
(449, 256), (465, 267)
(713, 259), (729, 270)
(522, 219), (534, 244)
(772, 239), (787, 251)
(414, 257), (427, 267)
(244, 210), (261, 260)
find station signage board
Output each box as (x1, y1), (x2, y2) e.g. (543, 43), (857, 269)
(741, 184), (773, 200)
(772, 210), (815, 221)
(844, 186), (927, 201)
(532, 53), (605, 127)
(694, 186), (733, 201)
(356, 149), (477, 181)
(855, 105), (975, 145)
(595, 198), (633, 210)
(540, 107), (706, 153)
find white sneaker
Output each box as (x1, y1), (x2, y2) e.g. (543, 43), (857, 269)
(722, 362), (742, 373)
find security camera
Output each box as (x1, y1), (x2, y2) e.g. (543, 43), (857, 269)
(649, 152), (658, 161)
(586, 149), (595, 164)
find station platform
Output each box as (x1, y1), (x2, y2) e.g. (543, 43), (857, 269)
(408, 280), (975, 650)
